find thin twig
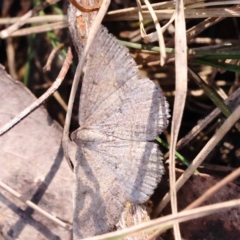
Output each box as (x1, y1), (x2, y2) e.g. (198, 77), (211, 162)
(33, 54), (68, 112)
(43, 43), (65, 72)
(0, 180), (72, 230)
(0, 48), (72, 136)
(69, 0), (103, 12)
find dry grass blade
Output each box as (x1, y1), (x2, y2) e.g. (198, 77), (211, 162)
(187, 0), (240, 8)
(106, 1), (175, 17)
(0, 180), (72, 230)
(145, 166), (240, 240)
(155, 101), (240, 215)
(188, 67), (240, 132)
(0, 48), (72, 136)
(185, 167), (240, 210)
(80, 199), (240, 240)
(186, 17), (224, 43)
(176, 87), (240, 151)
(106, 7), (240, 21)
(137, 0), (166, 65)
(2, 0), (240, 239)
(168, 0), (187, 238)
(0, 15), (66, 25)
(166, 16), (225, 47)
(6, 37), (17, 79)
(0, 0), (50, 38)
(9, 21), (68, 37)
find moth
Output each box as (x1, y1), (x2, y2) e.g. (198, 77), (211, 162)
(67, 2), (170, 239)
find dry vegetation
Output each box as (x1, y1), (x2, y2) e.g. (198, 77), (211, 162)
(1, 0), (240, 239)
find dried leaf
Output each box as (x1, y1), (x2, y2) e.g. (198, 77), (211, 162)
(0, 65), (74, 240)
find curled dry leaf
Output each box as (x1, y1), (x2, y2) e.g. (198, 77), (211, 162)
(0, 65), (75, 240)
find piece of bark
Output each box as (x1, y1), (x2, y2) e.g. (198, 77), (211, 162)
(0, 65), (75, 240)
